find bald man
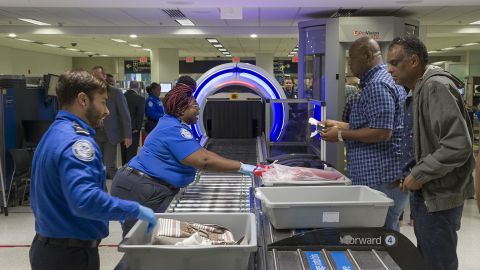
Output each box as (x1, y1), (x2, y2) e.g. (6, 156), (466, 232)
(321, 37), (407, 232)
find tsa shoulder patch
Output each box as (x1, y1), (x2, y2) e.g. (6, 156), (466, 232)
(72, 140), (95, 162)
(148, 101), (153, 107)
(180, 128), (193, 139)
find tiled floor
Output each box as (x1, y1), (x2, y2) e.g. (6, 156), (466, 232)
(1, 199), (479, 269)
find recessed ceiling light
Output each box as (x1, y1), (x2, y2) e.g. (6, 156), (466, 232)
(250, 33), (257, 38)
(470, 20), (480, 25)
(100, 54), (109, 57)
(225, 55), (232, 57)
(206, 38), (218, 43)
(222, 51), (230, 55)
(84, 51), (93, 54)
(129, 34), (137, 38)
(129, 44), (142, 48)
(441, 47), (455, 51)
(213, 44), (223, 48)
(66, 48), (80, 51)
(218, 48), (227, 51)
(18, 18), (51, 26)
(175, 19), (195, 26)
(43, 43), (60, 48)
(8, 33), (16, 38)
(111, 38), (127, 43)
(461, 42), (479, 46)
(143, 48), (152, 51)
(16, 38), (34, 42)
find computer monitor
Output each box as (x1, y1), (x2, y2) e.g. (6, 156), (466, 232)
(46, 74), (59, 96)
(160, 83), (172, 93)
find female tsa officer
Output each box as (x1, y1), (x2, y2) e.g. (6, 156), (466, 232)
(111, 83), (256, 236)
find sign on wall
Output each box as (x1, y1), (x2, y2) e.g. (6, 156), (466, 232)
(124, 59), (151, 73)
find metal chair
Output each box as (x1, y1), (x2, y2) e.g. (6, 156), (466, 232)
(6, 149), (33, 207)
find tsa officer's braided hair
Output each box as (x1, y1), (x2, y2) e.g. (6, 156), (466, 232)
(163, 84), (196, 117)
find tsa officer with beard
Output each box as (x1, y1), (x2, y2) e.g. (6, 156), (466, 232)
(29, 70), (157, 270)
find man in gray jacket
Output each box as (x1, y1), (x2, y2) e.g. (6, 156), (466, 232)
(387, 36), (474, 270)
(92, 66), (132, 179)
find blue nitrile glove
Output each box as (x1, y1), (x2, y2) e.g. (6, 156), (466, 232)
(239, 163), (256, 177)
(137, 205), (157, 234)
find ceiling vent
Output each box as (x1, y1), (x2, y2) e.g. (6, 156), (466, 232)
(330, 9), (358, 18)
(162, 9), (187, 18)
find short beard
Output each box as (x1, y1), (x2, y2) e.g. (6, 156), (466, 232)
(85, 104), (103, 128)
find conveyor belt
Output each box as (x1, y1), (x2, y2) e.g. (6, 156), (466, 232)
(167, 138), (258, 213)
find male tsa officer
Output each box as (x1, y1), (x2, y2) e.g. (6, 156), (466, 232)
(29, 70), (156, 270)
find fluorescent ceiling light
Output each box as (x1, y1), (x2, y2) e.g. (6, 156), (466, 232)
(111, 38), (127, 43)
(213, 44), (223, 48)
(18, 18), (51, 26)
(43, 43), (60, 47)
(129, 44), (142, 48)
(288, 54), (294, 57)
(176, 19), (195, 26)
(206, 38), (218, 43)
(225, 55), (232, 57)
(100, 54), (109, 57)
(222, 51), (230, 54)
(469, 20), (480, 25)
(84, 51), (93, 54)
(250, 33), (257, 38)
(291, 51), (297, 54)
(143, 48), (152, 51)
(66, 48), (80, 51)
(218, 48), (227, 51)
(461, 42), (479, 46)
(16, 38), (34, 42)
(129, 34), (137, 38)
(8, 33), (16, 38)
(293, 48), (298, 51)
(432, 61), (445, 65)
(441, 47), (455, 51)
(428, 51), (439, 53)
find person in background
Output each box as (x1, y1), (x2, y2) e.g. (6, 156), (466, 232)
(144, 82), (163, 134)
(321, 37), (407, 232)
(29, 70), (156, 270)
(387, 35), (474, 270)
(283, 77), (297, 99)
(122, 80), (145, 164)
(110, 83), (257, 238)
(176, 75), (197, 90)
(105, 73), (115, 86)
(92, 66), (132, 179)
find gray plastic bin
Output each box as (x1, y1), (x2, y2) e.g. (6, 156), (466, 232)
(118, 213), (257, 270)
(261, 167), (352, 186)
(256, 186), (393, 229)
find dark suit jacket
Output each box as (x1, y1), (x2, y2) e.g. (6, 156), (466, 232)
(95, 86), (132, 144)
(124, 89), (145, 132)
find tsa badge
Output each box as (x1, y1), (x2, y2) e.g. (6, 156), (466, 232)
(72, 140), (95, 162)
(180, 128), (193, 139)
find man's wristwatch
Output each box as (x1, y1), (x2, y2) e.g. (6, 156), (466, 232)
(338, 128), (344, 142)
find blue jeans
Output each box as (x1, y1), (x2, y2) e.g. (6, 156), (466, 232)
(412, 192), (463, 270)
(372, 182), (409, 232)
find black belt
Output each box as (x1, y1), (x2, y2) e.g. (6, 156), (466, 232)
(35, 234), (100, 248)
(122, 166), (177, 189)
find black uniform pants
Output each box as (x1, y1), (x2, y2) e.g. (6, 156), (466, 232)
(110, 166), (179, 237)
(30, 237), (100, 270)
(144, 119), (157, 134)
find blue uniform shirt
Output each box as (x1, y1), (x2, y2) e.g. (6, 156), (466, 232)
(346, 64), (406, 186)
(145, 93), (164, 121)
(128, 114), (201, 187)
(30, 110), (140, 240)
